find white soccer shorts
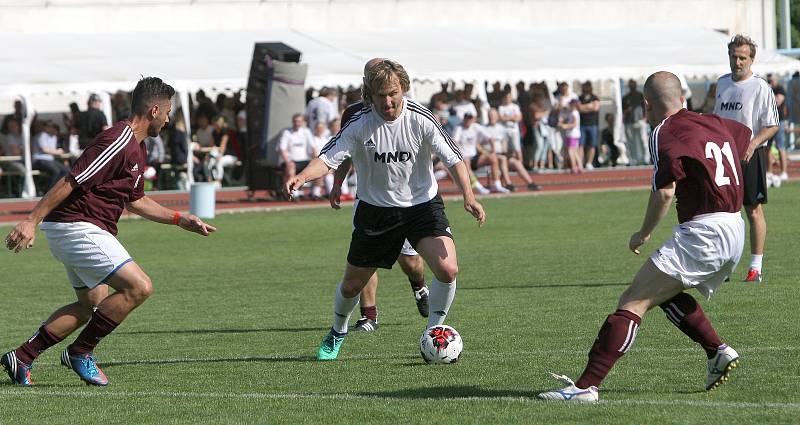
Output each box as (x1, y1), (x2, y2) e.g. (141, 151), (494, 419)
(40, 221), (133, 289)
(650, 212), (745, 300)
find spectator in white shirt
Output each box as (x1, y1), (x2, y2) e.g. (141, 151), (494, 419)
(453, 113), (507, 194)
(32, 120), (69, 191)
(305, 87), (339, 132)
(280, 114), (322, 199)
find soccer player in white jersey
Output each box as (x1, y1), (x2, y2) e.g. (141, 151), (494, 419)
(284, 59), (486, 360)
(713, 34), (779, 283)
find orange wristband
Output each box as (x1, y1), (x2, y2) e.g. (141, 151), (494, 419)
(172, 211), (181, 225)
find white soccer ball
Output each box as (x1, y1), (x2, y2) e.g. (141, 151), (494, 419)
(420, 325), (463, 364)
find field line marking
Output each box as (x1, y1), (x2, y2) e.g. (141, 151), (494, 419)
(0, 389), (798, 410)
(18, 345), (797, 367)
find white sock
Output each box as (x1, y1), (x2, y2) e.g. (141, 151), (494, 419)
(332, 282), (359, 334)
(473, 180), (486, 190)
(493, 180), (503, 189)
(324, 174), (334, 194)
(749, 254), (763, 271)
(341, 180), (351, 194)
(427, 277), (456, 328)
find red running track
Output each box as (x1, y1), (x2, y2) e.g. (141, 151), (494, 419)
(0, 164), (795, 226)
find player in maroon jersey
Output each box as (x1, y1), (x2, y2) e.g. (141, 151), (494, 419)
(2, 77), (216, 387)
(538, 71), (752, 402)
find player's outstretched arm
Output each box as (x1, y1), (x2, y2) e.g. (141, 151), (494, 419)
(5, 176), (77, 253)
(630, 182), (675, 255)
(283, 158), (331, 200)
(328, 158), (352, 210)
(448, 160), (486, 227)
(126, 196), (216, 236)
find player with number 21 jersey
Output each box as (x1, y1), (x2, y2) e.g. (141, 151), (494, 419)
(651, 109), (752, 223)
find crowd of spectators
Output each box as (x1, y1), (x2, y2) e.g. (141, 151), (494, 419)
(2, 71), (799, 199)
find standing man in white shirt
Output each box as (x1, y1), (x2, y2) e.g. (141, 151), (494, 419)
(285, 59), (485, 361)
(497, 92), (523, 156)
(305, 87), (338, 132)
(279, 114), (321, 199)
(713, 34), (779, 283)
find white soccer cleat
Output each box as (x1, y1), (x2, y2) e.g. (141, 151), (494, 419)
(706, 344), (739, 391)
(537, 373), (599, 403)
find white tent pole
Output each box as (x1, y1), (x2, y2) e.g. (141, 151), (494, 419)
(179, 90), (194, 187)
(474, 79), (489, 125)
(613, 78), (628, 165)
(19, 95), (36, 198)
(99, 92), (113, 124)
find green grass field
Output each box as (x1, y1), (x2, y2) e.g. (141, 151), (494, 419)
(1, 184), (799, 424)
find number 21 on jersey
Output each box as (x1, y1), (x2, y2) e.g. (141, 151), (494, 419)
(705, 141), (740, 187)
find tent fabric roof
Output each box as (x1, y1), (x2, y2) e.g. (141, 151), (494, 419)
(2, 26), (798, 101)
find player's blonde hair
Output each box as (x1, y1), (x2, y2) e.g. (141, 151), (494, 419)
(361, 59), (410, 105)
(728, 34), (757, 59)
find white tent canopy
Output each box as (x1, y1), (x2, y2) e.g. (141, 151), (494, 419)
(1, 26), (798, 198)
(2, 26), (799, 102)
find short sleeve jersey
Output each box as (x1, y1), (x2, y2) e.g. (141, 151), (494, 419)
(485, 123), (509, 154)
(340, 101), (363, 126)
(305, 96), (338, 130)
(713, 74), (778, 147)
(44, 121), (145, 235)
(453, 123), (490, 158)
(319, 98), (462, 207)
(650, 109), (752, 223)
(579, 93), (600, 126)
(497, 103), (521, 128)
(279, 127), (315, 162)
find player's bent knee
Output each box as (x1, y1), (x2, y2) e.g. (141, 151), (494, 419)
(126, 276), (154, 304)
(341, 279), (366, 298)
(433, 263), (458, 283)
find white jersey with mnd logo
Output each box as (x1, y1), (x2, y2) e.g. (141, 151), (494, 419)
(318, 98), (463, 207)
(713, 73), (778, 147)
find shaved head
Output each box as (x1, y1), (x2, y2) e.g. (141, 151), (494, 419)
(643, 71), (683, 110)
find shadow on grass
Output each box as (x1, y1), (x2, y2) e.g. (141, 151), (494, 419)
(100, 352), (421, 369)
(101, 355), (317, 369)
(117, 327), (328, 336)
(359, 385), (538, 400)
(461, 282), (629, 291)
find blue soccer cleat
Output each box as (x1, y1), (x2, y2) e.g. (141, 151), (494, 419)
(1, 351), (33, 386)
(60, 348), (109, 386)
(317, 329), (346, 360)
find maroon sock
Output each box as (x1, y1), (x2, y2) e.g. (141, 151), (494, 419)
(360, 305), (378, 322)
(68, 309), (120, 356)
(15, 326), (64, 365)
(660, 292), (722, 359)
(576, 309), (641, 389)
(409, 278), (426, 292)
